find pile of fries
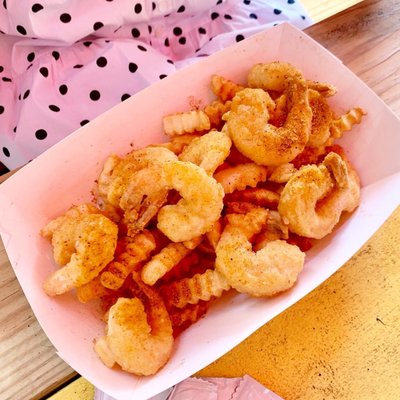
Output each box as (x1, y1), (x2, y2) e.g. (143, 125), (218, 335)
(41, 61), (365, 376)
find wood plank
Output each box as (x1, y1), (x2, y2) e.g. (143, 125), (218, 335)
(302, 0), (364, 22)
(0, 242), (76, 399)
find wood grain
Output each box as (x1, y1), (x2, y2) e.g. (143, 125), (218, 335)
(0, 1), (399, 399)
(0, 244), (75, 400)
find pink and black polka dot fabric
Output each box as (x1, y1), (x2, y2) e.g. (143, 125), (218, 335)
(0, 0), (312, 170)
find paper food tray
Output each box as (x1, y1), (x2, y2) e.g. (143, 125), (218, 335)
(1, 23), (399, 400)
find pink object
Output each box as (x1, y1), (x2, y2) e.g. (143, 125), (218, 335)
(0, 0), (312, 170)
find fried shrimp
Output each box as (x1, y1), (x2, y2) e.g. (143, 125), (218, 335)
(308, 89), (334, 147)
(94, 293), (173, 376)
(42, 205), (118, 296)
(226, 80), (312, 166)
(248, 61), (336, 96)
(278, 152), (361, 239)
(215, 208), (305, 297)
(157, 160), (224, 242)
(119, 165), (169, 235)
(179, 130), (232, 175)
(99, 147), (177, 208)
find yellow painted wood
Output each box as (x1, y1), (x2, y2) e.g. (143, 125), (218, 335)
(48, 377), (95, 400)
(198, 207), (400, 399)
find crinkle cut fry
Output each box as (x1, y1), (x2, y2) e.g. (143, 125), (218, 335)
(168, 301), (210, 337)
(203, 100), (231, 128)
(224, 187), (280, 209)
(211, 74), (244, 102)
(100, 231), (156, 290)
(141, 237), (202, 286)
(76, 276), (110, 303)
(163, 110), (210, 136)
(330, 107), (366, 139)
(214, 163), (269, 194)
(161, 269), (230, 309)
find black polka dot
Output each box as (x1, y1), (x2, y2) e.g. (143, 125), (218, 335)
(83, 41), (92, 47)
(273, 9), (282, 15)
(173, 27), (182, 36)
(178, 37), (186, 45)
(96, 57), (107, 67)
(216, 0), (223, 4)
(49, 105), (60, 112)
(2, 77), (11, 82)
(211, 12), (219, 20)
(52, 51), (60, 60)
(16, 25), (27, 35)
(159, 74), (167, 79)
(121, 93), (130, 101)
(152, 2), (156, 10)
(93, 22), (104, 31)
(164, 38), (169, 47)
(18, 94), (21, 100)
(249, 13), (257, 19)
(148, 25), (152, 34)
(3, 0), (7, 9)
(39, 67), (48, 77)
(59, 84), (68, 95)
(137, 45), (147, 52)
(288, 0), (295, 3)
(23, 90), (30, 99)
(27, 52), (35, 62)
(90, 90), (101, 101)
(301, 15), (306, 20)
(0, 105), (4, 114)
(60, 13), (71, 23)
(35, 129), (47, 140)
(243, 0), (250, 4)
(26, 64), (33, 70)
(80, 119), (90, 126)
(167, 59), (174, 64)
(177, 5), (185, 12)
(2, 147), (10, 157)
(131, 28), (140, 38)
(198, 27), (206, 35)
(13, 126), (16, 133)
(129, 62), (138, 73)
(73, 64), (83, 69)
(235, 34), (245, 42)
(134, 3), (142, 13)
(0, 66), (3, 73)
(32, 3), (44, 12)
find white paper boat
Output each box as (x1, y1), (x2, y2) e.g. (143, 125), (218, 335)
(1, 23), (399, 400)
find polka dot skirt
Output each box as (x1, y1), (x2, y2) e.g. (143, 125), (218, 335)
(0, 0), (312, 169)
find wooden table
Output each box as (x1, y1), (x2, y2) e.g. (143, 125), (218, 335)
(1, 0), (399, 398)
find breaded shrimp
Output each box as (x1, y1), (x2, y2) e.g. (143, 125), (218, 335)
(226, 81), (312, 166)
(99, 146), (177, 208)
(278, 152), (361, 239)
(215, 208), (305, 297)
(248, 61), (337, 96)
(179, 130), (232, 175)
(119, 165), (169, 236)
(157, 160), (224, 242)
(307, 89), (334, 147)
(95, 295), (173, 376)
(41, 205), (118, 296)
